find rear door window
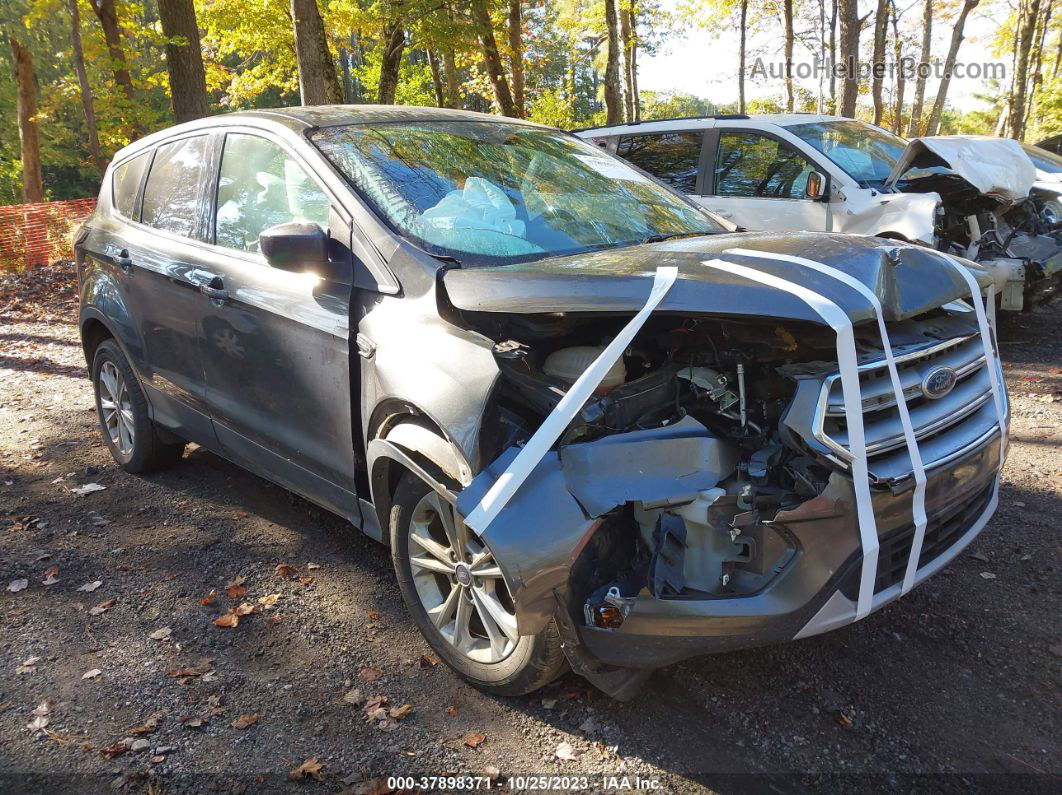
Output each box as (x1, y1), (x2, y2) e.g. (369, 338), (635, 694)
(214, 133), (330, 254)
(111, 152), (150, 219)
(615, 131), (703, 193)
(714, 132), (814, 199)
(141, 135), (211, 238)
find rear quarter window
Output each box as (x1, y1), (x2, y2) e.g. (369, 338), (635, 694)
(111, 152), (151, 219)
(141, 135), (211, 238)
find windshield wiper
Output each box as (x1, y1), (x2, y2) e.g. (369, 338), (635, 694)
(638, 231), (710, 245)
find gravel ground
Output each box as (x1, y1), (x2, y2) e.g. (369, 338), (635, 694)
(0, 263), (1059, 794)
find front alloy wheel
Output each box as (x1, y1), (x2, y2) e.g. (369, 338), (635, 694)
(389, 471), (567, 695)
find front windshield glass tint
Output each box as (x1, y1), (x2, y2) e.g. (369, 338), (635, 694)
(785, 120), (914, 186)
(1022, 143), (1062, 173)
(311, 121), (722, 265)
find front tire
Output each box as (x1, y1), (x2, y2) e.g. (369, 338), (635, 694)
(92, 339), (184, 474)
(389, 471), (567, 696)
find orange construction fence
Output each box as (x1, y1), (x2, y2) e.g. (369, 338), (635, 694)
(0, 198), (97, 272)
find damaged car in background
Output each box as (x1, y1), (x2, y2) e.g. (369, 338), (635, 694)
(78, 107), (1008, 700)
(577, 115), (1062, 311)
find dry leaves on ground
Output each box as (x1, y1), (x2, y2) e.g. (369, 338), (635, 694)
(88, 598), (116, 615)
(81, 668), (101, 680)
(225, 576), (246, 599)
(231, 713), (259, 730)
(276, 563), (298, 579)
(289, 756), (325, 782)
(555, 741), (584, 760)
(16, 656), (40, 674)
(100, 741), (129, 759)
(418, 655), (439, 669)
(258, 593), (280, 607)
(41, 565), (59, 586)
(8, 579), (29, 593)
(130, 712), (164, 735)
(463, 731), (486, 749)
(358, 666), (383, 683)
(167, 658), (214, 678)
(148, 627), (172, 641)
(200, 590), (217, 606)
(76, 580), (102, 592)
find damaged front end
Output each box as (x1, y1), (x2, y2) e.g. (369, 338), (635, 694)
(440, 241), (1007, 698)
(884, 136), (1062, 309)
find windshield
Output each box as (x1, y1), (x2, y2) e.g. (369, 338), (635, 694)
(785, 119), (939, 188)
(1022, 143), (1062, 173)
(311, 121), (723, 266)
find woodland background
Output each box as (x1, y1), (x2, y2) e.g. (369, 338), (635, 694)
(2, 0), (1061, 204)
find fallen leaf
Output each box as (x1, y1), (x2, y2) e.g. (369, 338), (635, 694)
(7, 578), (29, 592)
(276, 563), (298, 579)
(130, 712), (163, 735)
(100, 741), (129, 759)
(71, 483), (106, 496)
(150, 755), (165, 764)
(834, 710), (854, 729)
(265, 614), (283, 628)
(231, 713), (259, 729)
(481, 765), (501, 781)
(389, 703), (413, 720)
(445, 705), (458, 717)
(16, 656), (41, 674)
(167, 658), (214, 678)
(541, 697), (557, 709)
(463, 731), (486, 748)
(213, 611), (240, 628)
(367, 610), (379, 622)
(299, 576), (314, 587)
(289, 756), (325, 782)
(980, 571), (997, 580)
(26, 715), (49, 732)
(41, 565), (59, 586)
(969, 551), (989, 563)
(358, 666), (382, 683)
(306, 562), (321, 570)
(149, 627), (172, 641)
(258, 593), (281, 607)
(555, 740), (583, 760)
(183, 717), (205, 728)
(200, 590), (217, 606)
(418, 655), (439, 669)
(233, 602), (255, 616)
(89, 598), (116, 615)
(76, 580), (102, 592)
(342, 688), (362, 706)
(82, 668), (102, 679)
(225, 576), (247, 599)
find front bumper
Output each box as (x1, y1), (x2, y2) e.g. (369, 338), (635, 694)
(574, 433), (1003, 670)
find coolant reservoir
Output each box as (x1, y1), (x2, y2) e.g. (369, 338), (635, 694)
(543, 346), (626, 393)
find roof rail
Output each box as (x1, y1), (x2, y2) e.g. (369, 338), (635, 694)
(571, 113), (751, 134)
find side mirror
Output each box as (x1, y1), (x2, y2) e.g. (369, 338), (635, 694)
(259, 222), (329, 274)
(806, 170), (827, 201)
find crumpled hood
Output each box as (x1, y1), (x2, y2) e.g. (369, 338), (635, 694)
(442, 231), (990, 325)
(884, 136), (1036, 203)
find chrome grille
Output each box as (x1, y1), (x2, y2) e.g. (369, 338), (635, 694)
(811, 332), (1007, 482)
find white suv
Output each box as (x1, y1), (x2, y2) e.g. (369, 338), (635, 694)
(577, 114), (1062, 310)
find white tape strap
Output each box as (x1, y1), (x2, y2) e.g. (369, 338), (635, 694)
(940, 260), (1008, 460)
(462, 266), (679, 534)
(725, 248), (928, 595)
(702, 258), (879, 620)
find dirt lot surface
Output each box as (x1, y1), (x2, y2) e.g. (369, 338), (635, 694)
(0, 262), (1059, 794)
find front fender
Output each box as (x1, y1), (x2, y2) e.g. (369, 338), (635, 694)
(838, 191), (940, 245)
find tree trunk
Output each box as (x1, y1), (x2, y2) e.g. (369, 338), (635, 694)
(508, 0), (525, 117)
(1026, 0), (1054, 134)
(427, 49), (445, 107)
(628, 2), (640, 121)
(926, 0), (980, 135)
(907, 0), (932, 135)
(837, 0), (859, 116)
(739, 0), (748, 113)
(783, 0), (795, 111)
(817, 0), (826, 111)
(470, 0), (518, 116)
(870, 0), (888, 124)
(829, 0), (838, 112)
(290, 0), (343, 105)
(604, 0), (623, 124)
(69, 0), (106, 175)
(11, 37), (44, 203)
(157, 0), (209, 123)
(620, 0), (635, 121)
(1009, 0), (1043, 140)
(90, 0), (137, 103)
(376, 18), (405, 104)
(443, 49), (460, 108)
(890, 0), (905, 134)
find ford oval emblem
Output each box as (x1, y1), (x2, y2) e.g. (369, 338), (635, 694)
(922, 366), (957, 400)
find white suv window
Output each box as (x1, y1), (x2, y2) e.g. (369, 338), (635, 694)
(615, 132), (703, 193)
(714, 132), (814, 199)
(215, 134), (330, 254)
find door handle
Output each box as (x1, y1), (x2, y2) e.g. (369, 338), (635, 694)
(200, 276), (228, 302)
(115, 249), (133, 270)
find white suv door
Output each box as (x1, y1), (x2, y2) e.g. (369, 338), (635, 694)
(699, 129), (829, 232)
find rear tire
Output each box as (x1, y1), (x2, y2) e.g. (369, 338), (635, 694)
(389, 471), (567, 696)
(91, 339), (184, 474)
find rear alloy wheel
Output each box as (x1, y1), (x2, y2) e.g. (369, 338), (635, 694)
(92, 339), (184, 473)
(390, 471), (567, 695)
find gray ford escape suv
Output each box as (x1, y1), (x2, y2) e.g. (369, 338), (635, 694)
(77, 106), (1008, 699)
